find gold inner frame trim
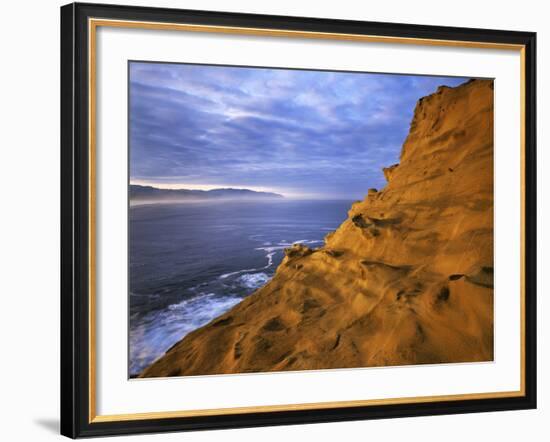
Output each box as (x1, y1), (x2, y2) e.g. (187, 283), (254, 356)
(88, 17), (527, 424)
(90, 18), (525, 50)
(92, 390), (524, 423)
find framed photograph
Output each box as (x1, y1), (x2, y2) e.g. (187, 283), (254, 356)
(60, 2), (537, 438)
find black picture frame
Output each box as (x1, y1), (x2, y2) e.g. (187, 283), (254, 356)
(61, 2), (537, 438)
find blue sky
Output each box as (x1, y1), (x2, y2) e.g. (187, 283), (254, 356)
(129, 62), (469, 199)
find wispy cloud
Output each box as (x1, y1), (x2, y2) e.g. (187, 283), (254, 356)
(130, 62), (469, 199)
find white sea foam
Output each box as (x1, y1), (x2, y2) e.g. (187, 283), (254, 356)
(222, 239), (324, 281)
(167, 292), (241, 314)
(237, 272), (271, 289)
(219, 250), (278, 279)
(255, 245), (286, 253)
(219, 267), (260, 279)
(130, 292), (243, 375)
(255, 239), (323, 254)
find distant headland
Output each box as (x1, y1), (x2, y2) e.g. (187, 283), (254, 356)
(130, 184), (284, 204)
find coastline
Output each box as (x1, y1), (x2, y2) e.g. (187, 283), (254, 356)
(129, 199), (351, 375)
(139, 79), (495, 378)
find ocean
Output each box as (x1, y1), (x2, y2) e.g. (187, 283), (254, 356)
(129, 199), (352, 376)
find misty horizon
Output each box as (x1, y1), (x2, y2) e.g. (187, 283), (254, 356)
(129, 182), (357, 201)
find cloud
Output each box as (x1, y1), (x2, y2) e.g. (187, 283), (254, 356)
(130, 62), (469, 199)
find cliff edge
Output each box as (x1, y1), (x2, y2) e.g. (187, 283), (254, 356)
(141, 79), (494, 377)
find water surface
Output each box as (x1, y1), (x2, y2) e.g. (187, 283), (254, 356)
(129, 199), (352, 376)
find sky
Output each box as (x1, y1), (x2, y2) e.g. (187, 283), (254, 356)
(129, 62), (469, 199)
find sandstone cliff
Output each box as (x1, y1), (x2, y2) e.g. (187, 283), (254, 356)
(141, 79), (494, 377)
